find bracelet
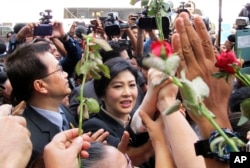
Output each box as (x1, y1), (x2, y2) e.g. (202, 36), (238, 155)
(194, 128), (241, 163)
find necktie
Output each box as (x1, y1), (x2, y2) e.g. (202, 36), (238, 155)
(60, 112), (69, 131)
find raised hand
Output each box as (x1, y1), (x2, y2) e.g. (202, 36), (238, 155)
(172, 12), (233, 138)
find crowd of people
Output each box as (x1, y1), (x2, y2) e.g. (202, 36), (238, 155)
(0, 1), (250, 168)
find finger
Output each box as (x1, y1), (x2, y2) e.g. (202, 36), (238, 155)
(12, 116), (27, 127)
(80, 150), (90, 159)
(95, 131), (109, 142)
(174, 15), (198, 69)
(138, 111), (152, 126)
(193, 16), (215, 61)
(67, 136), (86, 157)
(0, 104), (12, 116)
(53, 128), (80, 143)
(117, 131), (130, 153)
(180, 13), (206, 66)
(90, 128), (104, 140)
(172, 33), (186, 74)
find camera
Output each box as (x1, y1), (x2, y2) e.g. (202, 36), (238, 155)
(102, 12), (129, 37)
(108, 39), (131, 50)
(34, 9), (53, 36)
(33, 24), (52, 36)
(39, 9), (53, 24)
(235, 17), (250, 29)
(136, 7), (170, 39)
(177, 2), (190, 14)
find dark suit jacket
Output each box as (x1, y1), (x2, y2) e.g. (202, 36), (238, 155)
(23, 104), (78, 167)
(82, 109), (153, 168)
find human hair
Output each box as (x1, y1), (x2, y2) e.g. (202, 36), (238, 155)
(5, 41), (51, 103)
(228, 86), (250, 113)
(13, 23), (26, 34)
(81, 142), (107, 167)
(94, 57), (138, 98)
(98, 49), (120, 63)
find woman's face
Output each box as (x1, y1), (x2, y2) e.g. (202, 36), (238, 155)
(102, 70), (138, 120)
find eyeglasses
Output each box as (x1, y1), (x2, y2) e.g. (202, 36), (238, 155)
(39, 65), (64, 79)
(124, 153), (133, 168)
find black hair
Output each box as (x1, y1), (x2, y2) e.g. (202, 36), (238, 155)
(227, 34), (235, 43)
(13, 23), (26, 34)
(94, 57), (138, 98)
(81, 142), (107, 167)
(98, 49), (120, 63)
(5, 41), (51, 104)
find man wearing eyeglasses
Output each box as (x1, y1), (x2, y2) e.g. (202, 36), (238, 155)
(5, 41), (78, 167)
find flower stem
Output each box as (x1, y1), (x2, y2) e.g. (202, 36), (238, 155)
(78, 38), (90, 168)
(156, 4), (164, 40)
(235, 72), (250, 87)
(200, 104), (239, 152)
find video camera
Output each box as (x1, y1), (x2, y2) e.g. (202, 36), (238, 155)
(108, 39), (131, 50)
(235, 17), (250, 30)
(34, 9), (53, 36)
(39, 9), (53, 24)
(177, 1), (190, 14)
(136, 6), (170, 39)
(102, 12), (129, 37)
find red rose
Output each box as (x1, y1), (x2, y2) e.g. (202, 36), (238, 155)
(215, 51), (241, 74)
(151, 40), (173, 57)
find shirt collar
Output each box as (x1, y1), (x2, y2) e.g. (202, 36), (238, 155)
(101, 105), (130, 128)
(30, 105), (63, 131)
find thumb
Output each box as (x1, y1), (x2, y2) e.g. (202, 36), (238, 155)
(67, 136), (83, 156)
(139, 111), (152, 126)
(117, 131), (130, 153)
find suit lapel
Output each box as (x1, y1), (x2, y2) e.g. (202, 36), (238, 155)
(24, 105), (61, 140)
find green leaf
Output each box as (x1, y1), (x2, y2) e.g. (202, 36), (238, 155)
(237, 115), (249, 126)
(97, 64), (110, 78)
(93, 38), (112, 51)
(75, 61), (91, 76)
(240, 98), (250, 120)
(211, 72), (228, 79)
(141, 0), (149, 6)
(172, 76), (182, 87)
(89, 69), (101, 79)
(86, 98), (100, 113)
(163, 99), (181, 115)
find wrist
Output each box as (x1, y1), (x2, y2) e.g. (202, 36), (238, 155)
(157, 97), (177, 113)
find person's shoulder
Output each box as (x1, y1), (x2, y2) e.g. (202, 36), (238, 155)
(82, 113), (110, 131)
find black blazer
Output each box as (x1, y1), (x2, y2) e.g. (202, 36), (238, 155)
(82, 109), (149, 148)
(22, 104), (78, 167)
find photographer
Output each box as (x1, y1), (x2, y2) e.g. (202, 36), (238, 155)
(9, 10), (82, 90)
(238, 3), (250, 20)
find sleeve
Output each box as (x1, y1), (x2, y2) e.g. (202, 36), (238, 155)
(82, 118), (121, 147)
(60, 36), (82, 77)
